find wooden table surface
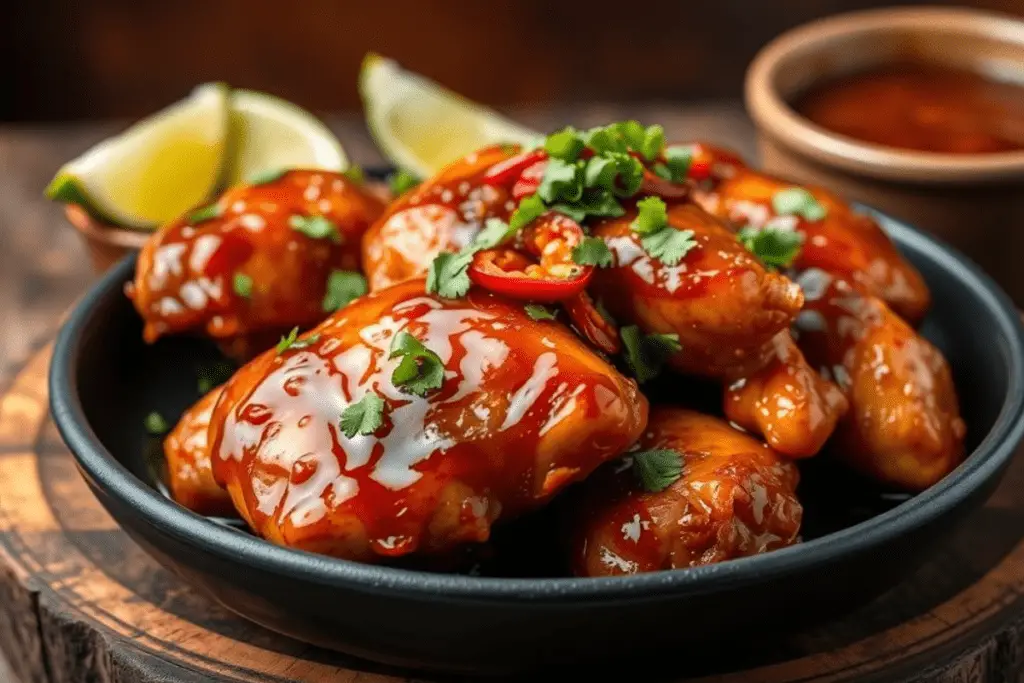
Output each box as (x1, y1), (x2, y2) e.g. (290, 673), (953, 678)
(0, 102), (755, 683)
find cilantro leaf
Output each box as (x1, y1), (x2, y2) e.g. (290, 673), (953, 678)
(620, 325), (681, 383)
(572, 236), (613, 267)
(388, 169), (420, 195)
(631, 196), (669, 235)
(772, 187), (827, 221)
(322, 270), (367, 312)
(544, 126), (585, 161)
(632, 449), (683, 492)
(583, 126), (628, 154)
(471, 218), (516, 251)
(550, 190), (624, 223)
(664, 145), (694, 181)
(640, 124), (665, 161)
(641, 228), (697, 266)
(189, 203), (222, 224)
(289, 215), (341, 243)
(538, 158), (583, 203)
(247, 168), (288, 186)
(524, 304), (557, 321)
(342, 165), (365, 184)
(197, 361), (235, 394)
(609, 152), (644, 197)
(738, 226), (805, 269)
(615, 121), (647, 150)
(276, 327), (320, 354)
(583, 156), (617, 191)
(144, 411), (169, 436)
(389, 331), (445, 396)
(426, 251), (473, 299)
(508, 194), (546, 232)
(232, 272), (253, 298)
(339, 393), (385, 438)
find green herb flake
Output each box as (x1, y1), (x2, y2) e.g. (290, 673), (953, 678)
(664, 145), (694, 181)
(389, 331), (445, 396)
(144, 411), (170, 436)
(738, 226), (805, 270)
(426, 251), (473, 299)
(247, 168), (288, 186)
(509, 194), (547, 232)
(538, 158), (584, 204)
(620, 325), (682, 383)
(771, 187), (827, 221)
(342, 164), (365, 184)
(524, 304), (557, 321)
(322, 270), (367, 312)
(288, 214), (341, 243)
(471, 218), (516, 252)
(544, 126), (585, 161)
(189, 203), (223, 224)
(632, 449), (684, 492)
(572, 236), (614, 267)
(339, 393), (386, 438)
(388, 169), (421, 196)
(641, 227), (697, 266)
(631, 196), (669, 235)
(276, 327), (320, 355)
(232, 272), (253, 298)
(640, 124), (665, 161)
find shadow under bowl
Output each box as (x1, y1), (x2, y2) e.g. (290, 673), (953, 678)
(49, 209), (1024, 676)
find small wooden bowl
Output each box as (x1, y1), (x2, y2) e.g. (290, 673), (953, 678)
(64, 204), (151, 274)
(745, 7), (1024, 302)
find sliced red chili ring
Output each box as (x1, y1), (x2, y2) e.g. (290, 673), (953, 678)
(469, 248), (592, 302)
(639, 169), (690, 200)
(481, 149), (548, 187)
(563, 291), (620, 355)
(511, 160), (547, 200)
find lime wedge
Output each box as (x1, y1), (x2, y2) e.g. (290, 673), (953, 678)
(225, 89), (347, 185)
(45, 83), (229, 230)
(359, 53), (539, 177)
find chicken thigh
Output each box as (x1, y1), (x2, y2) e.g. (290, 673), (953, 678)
(572, 407), (802, 577)
(208, 279), (648, 562)
(163, 385), (234, 517)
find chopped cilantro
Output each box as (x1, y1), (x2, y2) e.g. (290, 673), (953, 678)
(572, 236), (613, 267)
(632, 449), (684, 492)
(631, 196), (669, 235)
(232, 272), (253, 298)
(620, 325), (681, 383)
(189, 203), (222, 224)
(322, 270), (367, 312)
(288, 215), (341, 243)
(144, 411), (169, 436)
(388, 169), (420, 195)
(640, 228), (697, 266)
(738, 226), (804, 270)
(339, 393), (386, 438)
(524, 304), (557, 321)
(276, 327), (320, 354)
(544, 126), (585, 161)
(772, 187), (827, 221)
(426, 251), (473, 299)
(389, 331), (445, 396)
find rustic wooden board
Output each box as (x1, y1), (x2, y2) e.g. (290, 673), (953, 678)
(0, 345), (1023, 682)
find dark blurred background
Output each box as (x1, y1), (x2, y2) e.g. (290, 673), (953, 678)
(3, 0), (1022, 122)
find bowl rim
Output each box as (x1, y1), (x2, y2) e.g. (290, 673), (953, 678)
(50, 213), (1024, 603)
(745, 6), (1024, 185)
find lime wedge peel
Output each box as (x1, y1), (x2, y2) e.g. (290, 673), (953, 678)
(359, 53), (540, 178)
(46, 83), (230, 231)
(226, 89), (348, 186)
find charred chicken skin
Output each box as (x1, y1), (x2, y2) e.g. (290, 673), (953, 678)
(163, 386), (235, 517)
(208, 279), (647, 562)
(128, 170), (385, 355)
(684, 143), (930, 323)
(793, 269), (966, 490)
(573, 407), (802, 577)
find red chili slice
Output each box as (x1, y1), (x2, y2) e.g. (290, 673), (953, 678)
(639, 169), (690, 200)
(564, 291), (620, 355)
(511, 160), (547, 200)
(468, 213), (591, 302)
(481, 149), (547, 187)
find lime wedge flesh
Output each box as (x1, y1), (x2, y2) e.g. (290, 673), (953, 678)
(46, 83), (229, 230)
(226, 89), (347, 186)
(359, 53), (539, 177)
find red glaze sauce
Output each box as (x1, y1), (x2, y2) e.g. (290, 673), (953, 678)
(209, 279), (647, 562)
(794, 64), (1024, 154)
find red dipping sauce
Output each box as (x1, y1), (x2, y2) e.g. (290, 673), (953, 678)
(793, 64), (1024, 154)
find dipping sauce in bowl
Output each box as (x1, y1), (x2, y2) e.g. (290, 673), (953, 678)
(793, 64), (1024, 155)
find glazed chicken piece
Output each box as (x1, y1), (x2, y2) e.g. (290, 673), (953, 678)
(685, 144), (931, 323)
(572, 407), (802, 577)
(208, 279), (648, 562)
(591, 202), (804, 379)
(362, 145), (517, 291)
(794, 269), (966, 490)
(128, 170), (385, 357)
(163, 386), (235, 517)
(724, 331), (848, 458)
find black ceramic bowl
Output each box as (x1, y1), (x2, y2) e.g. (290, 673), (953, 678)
(50, 209), (1024, 677)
